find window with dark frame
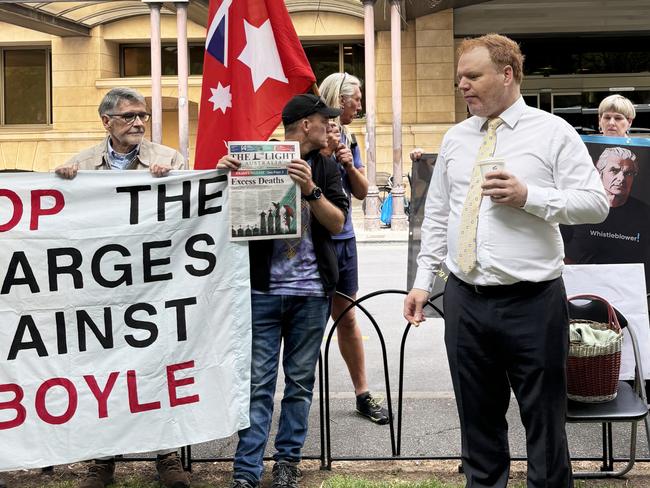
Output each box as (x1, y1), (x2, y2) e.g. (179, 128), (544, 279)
(302, 41), (365, 115)
(517, 36), (650, 77)
(1, 48), (51, 126)
(119, 40), (367, 115)
(121, 44), (205, 77)
(513, 35), (650, 134)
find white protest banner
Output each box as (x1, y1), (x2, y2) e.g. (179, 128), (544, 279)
(0, 170), (251, 471)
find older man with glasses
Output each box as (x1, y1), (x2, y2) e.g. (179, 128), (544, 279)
(54, 86), (188, 488)
(55, 86), (184, 179)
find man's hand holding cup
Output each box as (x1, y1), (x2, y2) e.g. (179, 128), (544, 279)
(480, 158), (528, 208)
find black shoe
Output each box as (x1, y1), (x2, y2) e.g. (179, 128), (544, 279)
(271, 462), (301, 488)
(355, 391), (390, 425)
(231, 479), (259, 488)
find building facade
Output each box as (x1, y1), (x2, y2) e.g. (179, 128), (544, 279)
(1, 0), (649, 175)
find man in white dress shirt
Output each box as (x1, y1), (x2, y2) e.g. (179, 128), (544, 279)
(404, 34), (608, 488)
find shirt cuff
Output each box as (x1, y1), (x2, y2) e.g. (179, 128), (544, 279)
(412, 268), (435, 293)
(521, 184), (546, 219)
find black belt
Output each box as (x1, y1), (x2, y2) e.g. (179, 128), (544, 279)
(449, 273), (556, 297)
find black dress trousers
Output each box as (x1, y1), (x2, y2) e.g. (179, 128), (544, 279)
(443, 274), (573, 488)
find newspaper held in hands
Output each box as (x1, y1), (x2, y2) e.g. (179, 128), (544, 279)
(228, 141), (301, 242)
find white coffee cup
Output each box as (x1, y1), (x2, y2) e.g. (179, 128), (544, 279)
(478, 157), (505, 180)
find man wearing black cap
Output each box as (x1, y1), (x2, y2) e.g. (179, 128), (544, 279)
(218, 93), (348, 488)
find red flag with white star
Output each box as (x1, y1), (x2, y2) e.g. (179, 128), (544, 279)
(194, 0), (316, 168)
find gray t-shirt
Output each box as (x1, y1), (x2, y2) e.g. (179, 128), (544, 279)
(265, 198), (324, 297)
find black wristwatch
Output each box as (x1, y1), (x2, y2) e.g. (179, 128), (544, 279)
(304, 186), (322, 201)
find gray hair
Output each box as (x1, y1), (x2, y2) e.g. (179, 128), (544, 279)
(319, 72), (362, 143)
(319, 72), (361, 113)
(98, 87), (146, 116)
(596, 146), (638, 174)
(598, 94), (636, 120)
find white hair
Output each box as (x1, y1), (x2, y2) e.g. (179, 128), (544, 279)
(596, 146), (638, 174)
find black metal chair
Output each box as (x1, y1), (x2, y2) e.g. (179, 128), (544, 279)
(567, 297), (650, 477)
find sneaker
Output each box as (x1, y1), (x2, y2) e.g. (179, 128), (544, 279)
(156, 452), (190, 488)
(271, 462), (301, 488)
(79, 459), (115, 488)
(231, 479), (259, 488)
(355, 391), (390, 425)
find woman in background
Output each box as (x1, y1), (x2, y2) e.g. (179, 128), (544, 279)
(319, 73), (388, 425)
(598, 94), (635, 137)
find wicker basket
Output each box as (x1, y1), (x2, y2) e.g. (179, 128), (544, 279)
(567, 294), (623, 403)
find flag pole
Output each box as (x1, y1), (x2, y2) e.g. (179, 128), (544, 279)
(311, 83), (320, 96)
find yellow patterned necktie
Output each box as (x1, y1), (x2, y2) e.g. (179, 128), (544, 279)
(457, 117), (503, 274)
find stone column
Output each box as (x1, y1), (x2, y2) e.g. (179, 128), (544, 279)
(362, 0), (380, 231)
(147, 0), (163, 144)
(176, 1), (190, 162)
(390, 0), (407, 231)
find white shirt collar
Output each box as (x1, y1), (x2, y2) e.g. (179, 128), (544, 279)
(476, 96), (526, 131)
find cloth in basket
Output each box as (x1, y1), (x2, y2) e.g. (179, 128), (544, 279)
(567, 294), (624, 403)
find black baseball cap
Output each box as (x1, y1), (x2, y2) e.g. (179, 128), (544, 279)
(282, 94), (342, 126)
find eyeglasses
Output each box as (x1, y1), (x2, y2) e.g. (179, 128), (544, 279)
(105, 112), (151, 124)
(338, 72), (348, 98)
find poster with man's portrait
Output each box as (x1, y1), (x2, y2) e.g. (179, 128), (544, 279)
(561, 135), (650, 286)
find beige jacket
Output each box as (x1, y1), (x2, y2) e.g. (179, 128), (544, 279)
(65, 137), (186, 170)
